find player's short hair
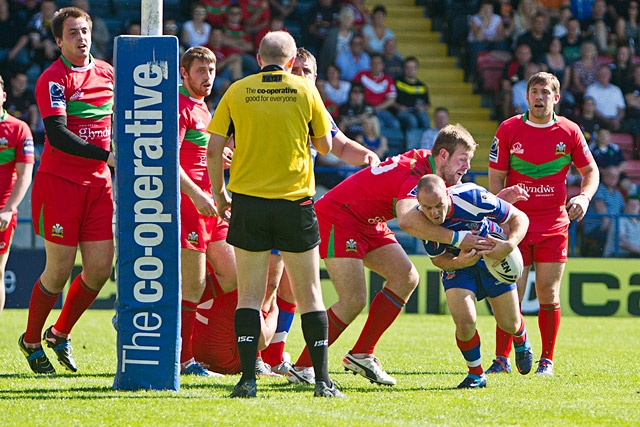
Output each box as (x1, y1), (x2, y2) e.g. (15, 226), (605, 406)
(259, 31), (296, 65)
(181, 46), (217, 72)
(0, 75), (4, 91)
(432, 123), (477, 157)
(51, 7), (92, 40)
(526, 71), (560, 95)
(296, 47), (317, 75)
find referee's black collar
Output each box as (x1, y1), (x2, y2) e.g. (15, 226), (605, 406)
(260, 64), (285, 72)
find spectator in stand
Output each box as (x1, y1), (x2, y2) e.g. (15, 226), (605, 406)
(516, 12), (554, 63)
(561, 16), (584, 63)
(582, 165), (626, 257)
(335, 33), (370, 81)
(200, 0), (232, 27)
(553, 5), (573, 39)
(337, 82), (374, 139)
(4, 72), (42, 145)
(0, 0), (31, 77)
(304, 0), (339, 55)
(500, 43), (533, 121)
(207, 26), (243, 101)
(467, 0), (509, 79)
(609, 42), (633, 88)
(356, 114), (387, 159)
(125, 19), (141, 35)
(268, 0), (297, 21)
(254, 13), (288, 52)
(512, 0), (538, 49)
(622, 63), (640, 136)
(318, 5), (356, 77)
(182, 3), (212, 49)
(498, 0), (516, 45)
(72, 0), (109, 61)
(343, 0), (371, 33)
(381, 37), (404, 80)
(322, 63), (350, 106)
(615, 1), (640, 55)
(315, 77), (339, 118)
(352, 53), (401, 130)
(585, 63), (626, 131)
(394, 56), (431, 130)
(606, 0), (628, 23)
(570, 0), (594, 22)
(589, 122), (627, 174)
(573, 95), (608, 143)
(418, 106), (449, 150)
(581, 0), (616, 55)
(512, 62), (542, 115)
(164, 18), (186, 57)
(221, 4), (259, 75)
(537, 0), (566, 20)
(540, 37), (574, 112)
(240, 0), (271, 36)
(604, 192), (640, 257)
(361, 4), (394, 55)
(570, 40), (599, 105)
(27, 0), (59, 73)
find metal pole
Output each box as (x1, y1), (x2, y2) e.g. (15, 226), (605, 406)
(141, 0), (162, 36)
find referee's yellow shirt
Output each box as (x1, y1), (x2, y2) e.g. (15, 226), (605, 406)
(208, 67), (331, 200)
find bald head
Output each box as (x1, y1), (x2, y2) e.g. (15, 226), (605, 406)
(416, 174), (450, 225)
(258, 31), (297, 68)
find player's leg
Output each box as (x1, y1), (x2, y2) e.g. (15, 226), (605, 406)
(342, 243), (418, 385)
(0, 251), (7, 314)
(446, 287), (486, 389)
(206, 238), (237, 293)
(534, 261), (564, 375)
(0, 211), (17, 314)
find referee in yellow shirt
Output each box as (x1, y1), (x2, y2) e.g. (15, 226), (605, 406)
(206, 31), (344, 398)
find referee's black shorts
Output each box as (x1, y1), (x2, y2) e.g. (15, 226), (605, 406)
(227, 193), (320, 253)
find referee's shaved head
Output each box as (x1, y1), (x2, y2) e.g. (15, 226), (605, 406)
(258, 31), (297, 66)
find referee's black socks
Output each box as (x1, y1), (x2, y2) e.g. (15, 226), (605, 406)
(301, 310), (330, 385)
(234, 308), (261, 382)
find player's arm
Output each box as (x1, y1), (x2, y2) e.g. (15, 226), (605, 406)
(179, 168), (217, 217)
(396, 198), (494, 251)
(488, 166), (508, 195)
(42, 115), (111, 162)
(0, 162), (33, 231)
(258, 297), (279, 350)
(485, 205), (529, 262)
(567, 161), (599, 221)
(206, 133), (232, 219)
(430, 248), (483, 271)
(331, 130), (380, 166)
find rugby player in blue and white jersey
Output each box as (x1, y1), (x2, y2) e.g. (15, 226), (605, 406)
(416, 174), (534, 389)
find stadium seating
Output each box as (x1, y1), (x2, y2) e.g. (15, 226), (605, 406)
(476, 50), (510, 95)
(624, 159), (640, 182)
(610, 133), (638, 161)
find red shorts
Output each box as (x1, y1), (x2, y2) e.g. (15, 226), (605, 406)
(32, 172), (113, 245)
(317, 199), (397, 259)
(180, 193), (228, 252)
(0, 211), (18, 254)
(518, 225), (569, 265)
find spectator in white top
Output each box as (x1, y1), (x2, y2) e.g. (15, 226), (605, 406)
(182, 3), (212, 48)
(362, 4), (394, 55)
(585, 64), (626, 131)
(467, 0), (509, 79)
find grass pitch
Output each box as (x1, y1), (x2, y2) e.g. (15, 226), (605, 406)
(0, 309), (638, 426)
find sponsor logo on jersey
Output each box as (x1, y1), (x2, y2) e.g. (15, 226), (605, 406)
(23, 137), (34, 156)
(444, 271), (456, 280)
(489, 137), (499, 162)
(70, 90), (84, 101)
(555, 141), (566, 155)
(48, 82), (66, 108)
(345, 238), (357, 252)
(0, 137), (8, 148)
(510, 142), (524, 155)
(262, 73), (282, 83)
(408, 185), (418, 197)
(520, 183), (555, 194)
(187, 231), (199, 246)
(51, 223), (64, 238)
(0, 242), (5, 250)
(366, 216), (387, 224)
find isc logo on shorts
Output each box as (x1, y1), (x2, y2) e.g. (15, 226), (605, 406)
(49, 82), (66, 108)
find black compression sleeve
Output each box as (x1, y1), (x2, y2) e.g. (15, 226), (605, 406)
(43, 115), (111, 162)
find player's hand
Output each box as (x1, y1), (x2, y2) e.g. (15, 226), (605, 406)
(107, 152), (115, 168)
(364, 152), (380, 167)
(567, 193), (590, 221)
(497, 185), (529, 204)
(459, 232), (494, 252)
(0, 210), (12, 232)
(484, 234), (515, 266)
(455, 248), (484, 268)
(193, 192), (219, 217)
(214, 192), (232, 222)
(222, 147), (233, 169)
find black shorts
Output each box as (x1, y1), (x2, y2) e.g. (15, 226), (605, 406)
(227, 193), (320, 253)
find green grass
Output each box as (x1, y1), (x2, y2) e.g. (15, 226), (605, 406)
(1, 310), (638, 426)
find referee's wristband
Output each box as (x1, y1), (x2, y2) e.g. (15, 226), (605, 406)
(579, 193), (591, 202)
(451, 230), (471, 248)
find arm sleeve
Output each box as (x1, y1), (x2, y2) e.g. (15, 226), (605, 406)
(43, 115), (110, 162)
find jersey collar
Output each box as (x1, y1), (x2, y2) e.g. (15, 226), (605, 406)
(179, 85), (204, 103)
(60, 54), (96, 71)
(260, 64), (284, 72)
(0, 109), (6, 122)
(523, 110), (558, 127)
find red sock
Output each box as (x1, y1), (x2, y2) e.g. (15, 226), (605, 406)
(351, 288), (405, 355)
(295, 307), (347, 367)
(512, 314), (527, 346)
(24, 278), (61, 344)
(495, 325), (513, 357)
(539, 303), (561, 360)
(261, 297), (296, 366)
(54, 275), (99, 335)
(457, 330), (483, 375)
(180, 300), (198, 364)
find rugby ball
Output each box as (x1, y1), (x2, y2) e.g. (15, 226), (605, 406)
(483, 232), (524, 284)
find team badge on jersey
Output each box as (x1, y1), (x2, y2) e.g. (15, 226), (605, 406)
(555, 142), (566, 155)
(51, 223), (64, 238)
(345, 239), (357, 252)
(49, 82), (66, 108)
(489, 137), (499, 163)
(187, 231), (199, 246)
(510, 142), (524, 155)
(408, 185), (418, 197)
(23, 137), (34, 156)
(0, 137), (7, 148)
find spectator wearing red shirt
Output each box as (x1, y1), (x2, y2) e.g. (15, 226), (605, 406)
(352, 53), (401, 130)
